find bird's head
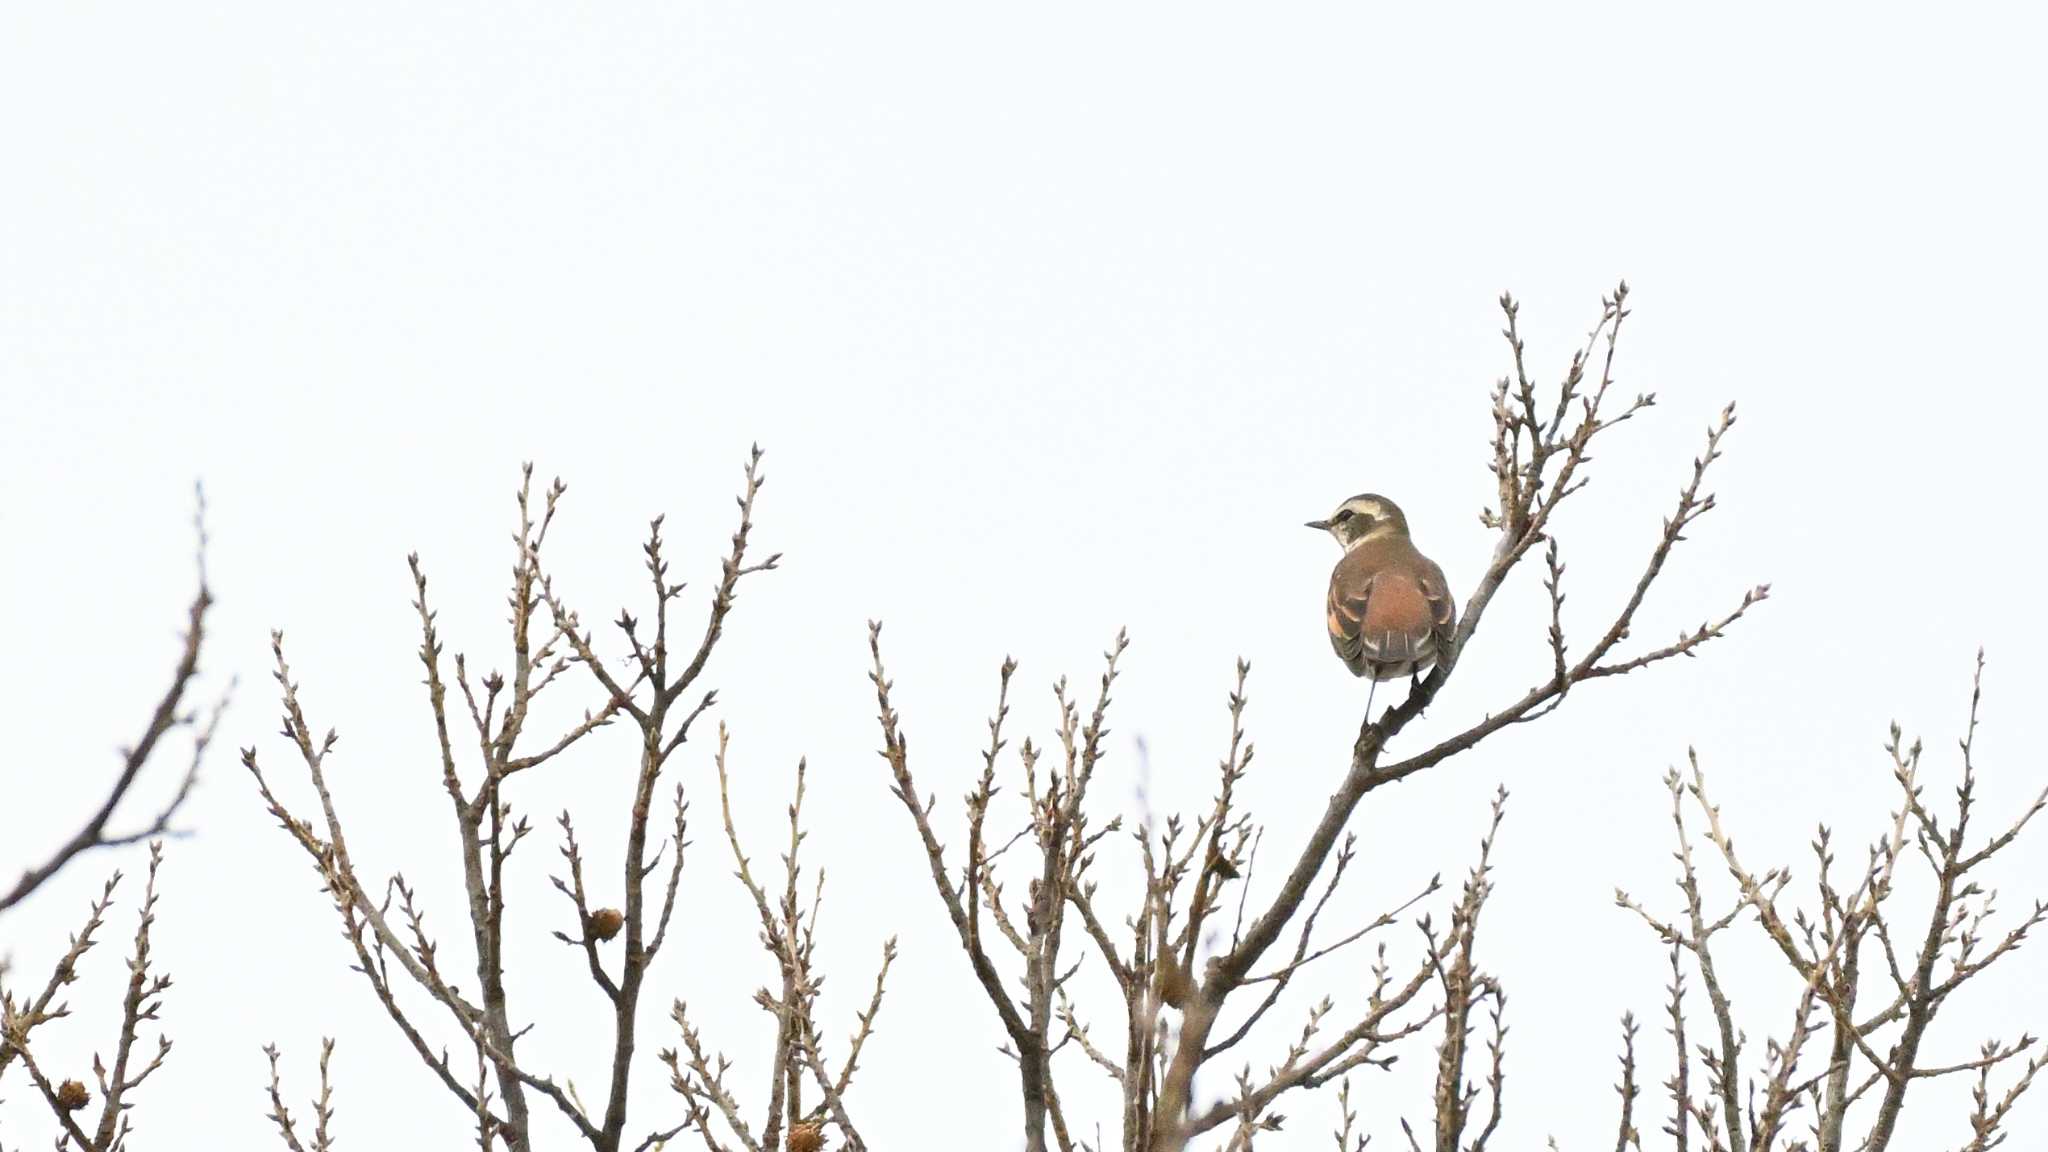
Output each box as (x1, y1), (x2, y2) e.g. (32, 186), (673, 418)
(1306, 493), (1409, 549)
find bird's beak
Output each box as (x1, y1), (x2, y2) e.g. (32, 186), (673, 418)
(1304, 519), (1331, 531)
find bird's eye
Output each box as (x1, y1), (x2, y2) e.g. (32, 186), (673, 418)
(1334, 509), (1353, 522)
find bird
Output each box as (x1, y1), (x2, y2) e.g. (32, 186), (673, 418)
(1307, 493), (1457, 715)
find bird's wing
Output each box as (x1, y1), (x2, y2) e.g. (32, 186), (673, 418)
(1326, 572), (1374, 674)
(1418, 558), (1458, 667)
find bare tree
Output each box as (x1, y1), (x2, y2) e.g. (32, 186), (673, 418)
(658, 729), (897, 1152)
(1613, 653), (2048, 1151)
(12, 292), (2041, 1152)
(246, 451), (894, 1152)
(867, 284), (1772, 1151)
(0, 846), (177, 1152)
(1, 498), (224, 1150)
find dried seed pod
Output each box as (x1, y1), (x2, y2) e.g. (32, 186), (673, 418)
(789, 1120), (826, 1152)
(586, 907), (625, 942)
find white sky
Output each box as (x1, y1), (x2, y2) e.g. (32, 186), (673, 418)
(5, 4), (2047, 1148)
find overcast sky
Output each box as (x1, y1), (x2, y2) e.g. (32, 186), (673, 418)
(5, 4), (2047, 1149)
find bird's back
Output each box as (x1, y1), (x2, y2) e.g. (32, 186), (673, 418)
(1327, 535), (1453, 679)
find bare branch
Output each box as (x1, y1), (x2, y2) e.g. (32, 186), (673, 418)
(3, 500), (220, 916)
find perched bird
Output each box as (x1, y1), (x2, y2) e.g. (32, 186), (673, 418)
(1307, 494), (1457, 710)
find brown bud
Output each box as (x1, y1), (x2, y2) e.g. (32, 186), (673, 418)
(586, 908), (624, 942)
(57, 1079), (90, 1112)
(789, 1120), (826, 1152)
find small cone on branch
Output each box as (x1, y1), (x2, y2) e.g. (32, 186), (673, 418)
(789, 1120), (826, 1152)
(586, 907), (625, 942)
(57, 1079), (90, 1112)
